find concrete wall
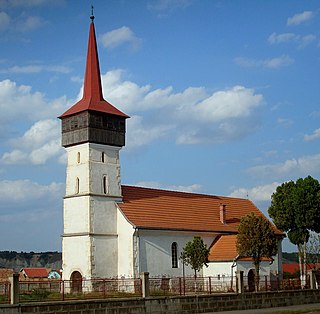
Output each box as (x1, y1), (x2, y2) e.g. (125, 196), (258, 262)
(2, 290), (320, 314)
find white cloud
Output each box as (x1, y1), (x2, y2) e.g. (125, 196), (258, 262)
(133, 180), (202, 193)
(277, 117), (293, 128)
(268, 32), (297, 44)
(148, 0), (193, 12)
(0, 79), (70, 124)
(0, 72), (265, 166)
(234, 55), (294, 69)
(16, 15), (47, 32)
(298, 34), (317, 48)
(0, 178), (63, 250)
(0, 64), (72, 74)
(190, 86), (262, 123)
(230, 182), (280, 202)
(0, 179), (64, 228)
(102, 71), (263, 146)
(268, 32), (316, 48)
(0, 11), (10, 31)
(101, 70), (151, 113)
(125, 115), (173, 151)
(0, 179), (63, 204)
(1, 119), (64, 165)
(0, 0), (61, 7)
(287, 11), (313, 26)
(248, 154), (320, 179)
(99, 26), (141, 50)
(304, 128), (320, 142)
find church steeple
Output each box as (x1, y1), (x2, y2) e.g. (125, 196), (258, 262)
(61, 9), (127, 283)
(59, 13), (128, 148)
(82, 16), (104, 104)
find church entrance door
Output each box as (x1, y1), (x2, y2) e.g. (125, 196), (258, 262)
(248, 269), (255, 292)
(70, 271), (82, 293)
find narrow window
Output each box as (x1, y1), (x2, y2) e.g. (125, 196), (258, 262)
(103, 176), (109, 194)
(101, 152), (105, 163)
(171, 242), (178, 268)
(77, 152), (80, 164)
(75, 177), (80, 194)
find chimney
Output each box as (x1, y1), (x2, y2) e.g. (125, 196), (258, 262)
(220, 204), (226, 224)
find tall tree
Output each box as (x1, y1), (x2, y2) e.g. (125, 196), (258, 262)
(306, 232), (320, 270)
(268, 176), (320, 287)
(180, 236), (209, 278)
(236, 212), (278, 291)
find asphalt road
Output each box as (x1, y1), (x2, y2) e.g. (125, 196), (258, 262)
(205, 303), (320, 313)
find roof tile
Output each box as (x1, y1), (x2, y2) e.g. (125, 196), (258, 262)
(119, 185), (283, 235)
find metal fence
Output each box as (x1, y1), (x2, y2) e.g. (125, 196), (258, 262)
(0, 281), (10, 304)
(0, 275), (314, 304)
(18, 278), (142, 303)
(149, 276), (234, 296)
(242, 275), (302, 292)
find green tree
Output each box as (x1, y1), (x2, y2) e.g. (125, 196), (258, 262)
(236, 212), (278, 291)
(268, 176), (320, 287)
(180, 236), (210, 278)
(306, 233), (320, 269)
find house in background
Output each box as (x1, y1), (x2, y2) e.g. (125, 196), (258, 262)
(283, 264), (320, 276)
(0, 268), (13, 282)
(19, 268), (49, 280)
(59, 13), (284, 285)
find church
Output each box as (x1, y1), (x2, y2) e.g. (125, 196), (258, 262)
(58, 13), (283, 284)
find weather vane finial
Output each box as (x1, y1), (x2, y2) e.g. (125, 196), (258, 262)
(90, 5), (94, 22)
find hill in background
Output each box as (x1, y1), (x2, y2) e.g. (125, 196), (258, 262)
(0, 251), (300, 273)
(0, 251), (62, 272)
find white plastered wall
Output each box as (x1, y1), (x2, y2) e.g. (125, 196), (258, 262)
(137, 230), (217, 277)
(117, 207), (135, 277)
(62, 142), (122, 280)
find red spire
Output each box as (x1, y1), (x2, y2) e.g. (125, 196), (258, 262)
(59, 17), (128, 119)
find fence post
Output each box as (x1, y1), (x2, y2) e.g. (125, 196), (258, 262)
(61, 280), (64, 301)
(236, 271), (244, 294)
(265, 275), (268, 291)
(10, 273), (19, 304)
(140, 272), (150, 298)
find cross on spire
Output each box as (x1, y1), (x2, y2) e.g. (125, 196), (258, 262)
(90, 5), (94, 22)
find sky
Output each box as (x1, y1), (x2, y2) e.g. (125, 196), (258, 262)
(0, 0), (319, 253)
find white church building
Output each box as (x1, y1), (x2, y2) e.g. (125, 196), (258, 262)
(58, 14), (283, 285)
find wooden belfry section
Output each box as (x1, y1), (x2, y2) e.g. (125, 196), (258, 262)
(59, 13), (128, 148)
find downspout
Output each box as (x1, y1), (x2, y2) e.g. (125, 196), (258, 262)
(133, 227), (140, 278)
(231, 255), (239, 291)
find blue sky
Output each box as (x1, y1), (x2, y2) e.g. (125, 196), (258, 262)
(0, 0), (319, 253)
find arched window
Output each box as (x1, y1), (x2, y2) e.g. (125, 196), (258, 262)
(75, 177), (80, 194)
(171, 242), (178, 268)
(103, 175), (109, 194)
(77, 152), (80, 164)
(101, 152), (105, 163)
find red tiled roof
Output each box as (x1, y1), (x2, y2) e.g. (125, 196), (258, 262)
(208, 235), (238, 261)
(208, 235), (273, 262)
(59, 20), (128, 119)
(283, 263), (319, 273)
(119, 185), (283, 235)
(20, 268), (49, 278)
(283, 264), (299, 273)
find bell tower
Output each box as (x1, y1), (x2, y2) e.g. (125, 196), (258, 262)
(59, 12), (129, 281)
